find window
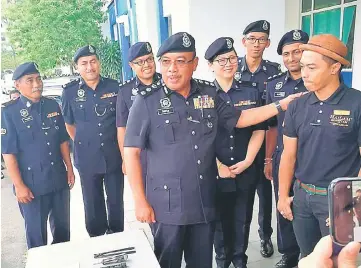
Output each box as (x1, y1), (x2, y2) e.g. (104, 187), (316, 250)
(113, 24), (118, 41)
(301, 0), (357, 68)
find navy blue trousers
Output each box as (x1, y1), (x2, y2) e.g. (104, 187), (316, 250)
(273, 150), (300, 256)
(79, 168), (124, 237)
(292, 180), (329, 257)
(150, 222), (215, 268)
(18, 187), (70, 249)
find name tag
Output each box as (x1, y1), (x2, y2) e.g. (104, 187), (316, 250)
(158, 108), (174, 115)
(47, 112), (59, 118)
(274, 92), (285, 98)
(22, 116), (33, 123)
(333, 110), (350, 116)
(75, 97), (87, 102)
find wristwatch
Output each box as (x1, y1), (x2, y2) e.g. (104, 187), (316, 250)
(274, 100), (284, 113)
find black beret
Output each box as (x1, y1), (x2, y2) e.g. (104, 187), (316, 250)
(157, 32), (195, 57)
(13, 62), (39, 80)
(205, 37), (235, 61)
(277, 30), (309, 55)
(243, 20), (270, 35)
(73, 45), (97, 63)
(128, 42), (153, 62)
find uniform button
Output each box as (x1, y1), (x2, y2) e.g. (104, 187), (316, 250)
(101, 143), (104, 146)
(27, 125), (30, 128)
(99, 133), (103, 136)
(96, 104), (98, 107)
(94, 94), (96, 97)
(199, 175), (203, 180)
(165, 119), (170, 124)
(227, 101), (230, 104)
(110, 102), (113, 105)
(192, 131), (196, 135)
(208, 114), (211, 118)
(80, 105), (83, 108)
(230, 147), (234, 150)
(51, 162), (54, 165)
(47, 142), (50, 145)
(54, 120), (57, 123)
(295, 87), (298, 90)
(319, 110), (323, 114)
(216, 176), (219, 179)
(194, 145), (198, 149)
(186, 101), (189, 105)
(45, 132), (48, 135)
(98, 123), (102, 127)
(320, 102), (323, 105)
(78, 141), (81, 145)
(163, 185), (168, 190)
(317, 119), (321, 123)
(230, 157), (234, 161)
(49, 152), (52, 155)
(27, 167), (31, 170)
(230, 135), (234, 139)
(197, 160), (201, 165)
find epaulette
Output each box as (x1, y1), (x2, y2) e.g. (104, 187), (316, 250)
(118, 77), (135, 87)
(62, 78), (79, 89)
(138, 80), (162, 97)
(238, 80), (258, 88)
(193, 78), (215, 87)
(267, 72), (286, 82)
(1, 98), (18, 108)
(265, 60), (281, 70)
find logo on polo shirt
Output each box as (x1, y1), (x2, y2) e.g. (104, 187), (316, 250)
(330, 110), (352, 127)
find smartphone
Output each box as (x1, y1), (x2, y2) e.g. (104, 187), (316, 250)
(328, 177), (361, 246)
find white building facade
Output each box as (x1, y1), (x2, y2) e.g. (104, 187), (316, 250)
(107, 0), (360, 89)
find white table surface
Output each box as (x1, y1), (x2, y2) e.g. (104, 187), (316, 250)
(25, 229), (160, 268)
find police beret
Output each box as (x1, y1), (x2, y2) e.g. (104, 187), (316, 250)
(73, 45), (97, 63)
(205, 37), (235, 61)
(128, 42), (153, 62)
(157, 32), (195, 57)
(12, 62), (39, 80)
(277, 30), (309, 55)
(243, 20), (270, 35)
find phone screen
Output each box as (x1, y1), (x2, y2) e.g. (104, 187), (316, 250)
(329, 178), (361, 245)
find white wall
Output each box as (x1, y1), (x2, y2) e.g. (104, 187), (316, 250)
(187, 0), (286, 80)
(163, 0), (191, 33)
(351, 1), (361, 90)
(100, 19), (111, 40)
(285, 0), (301, 32)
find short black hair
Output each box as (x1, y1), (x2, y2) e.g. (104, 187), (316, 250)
(356, 189), (361, 193)
(9, 89), (19, 95)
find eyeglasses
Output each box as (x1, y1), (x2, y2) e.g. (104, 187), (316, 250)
(160, 58), (195, 68)
(246, 37), (269, 44)
(213, 56), (238, 66)
(132, 57), (155, 66)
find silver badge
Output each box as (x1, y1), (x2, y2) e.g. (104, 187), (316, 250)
(132, 88), (138, 96)
(146, 43), (151, 52)
(140, 91), (146, 95)
(263, 66), (267, 71)
(207, 121), (213, 129)
(146, 88), (151, 92)
(151, 84), (157, 88)
(160, 98), (171, 108)
(20, 109), (29, 117)
(293, 30), (301, 41)
(182, 33), (191, 48)
(234, 72), (242, 81)
(26, 101), (31, 108)
(226, 39), (232, 49)
(252, 82), (257, 87)
(77, 89), (85, 98)
(275, 82), (283, 90)
(89, 45), (95, 53)
(262, 21), (269, 31)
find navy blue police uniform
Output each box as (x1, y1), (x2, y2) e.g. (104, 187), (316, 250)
(283, 84), (361, 256)
(1, 62), (70, 248)
(236, 20), (281, 251)
(61, 45), (124, 237)
(116, 42), (161, 182)
(265, 30), (309, 265)
(205, 37), (266, 268)
(124, 32), (243, 268)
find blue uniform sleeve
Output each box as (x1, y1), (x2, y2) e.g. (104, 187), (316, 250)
(252, 94), (267, 131)
(61, 89), (74, 125)
(266, 82), (277, 128)
(1, 108), (19, 154)
(116, 88), (129, 128)
(56, 104), (70, 144)
(124, 96), (150, 149)
(282, 101), (297, 138)
(216, 94), (242, 132)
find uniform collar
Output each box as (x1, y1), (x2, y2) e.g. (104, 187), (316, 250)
(79, 76), (104, 90)
(214, 79), (239, 92)
(284, 71), (303, 85)
(308, 84), (347, 105)
(240, 56), (268, 74)
(20, 95), (43, 109)
(135, 73), (161, 87)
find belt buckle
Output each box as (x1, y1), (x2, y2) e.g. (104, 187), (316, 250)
(308, 184), (316, 195)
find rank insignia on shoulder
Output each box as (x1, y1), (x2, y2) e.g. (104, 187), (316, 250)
(1, 128), (6, 135)
(47, 112), (59, 118)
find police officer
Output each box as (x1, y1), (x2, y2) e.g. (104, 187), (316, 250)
(236, 19), (281, 257)
(1, 62), (74, 249)
(123, 32), (300, 268)
(264, 29), (309, 268)
(205, 37), (265, 268)
(278, 34), (361, 257)
(116, 42), (161, 176)
(61, 45), (124, 237)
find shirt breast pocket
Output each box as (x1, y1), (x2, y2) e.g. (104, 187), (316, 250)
(156, 112), (180, 144)
(17, 125), (34, 147)
(74, 103), (86, 121)
(202, 109), (217, 135)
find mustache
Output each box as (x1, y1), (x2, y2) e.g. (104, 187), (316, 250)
(31, 88), (43, 93)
